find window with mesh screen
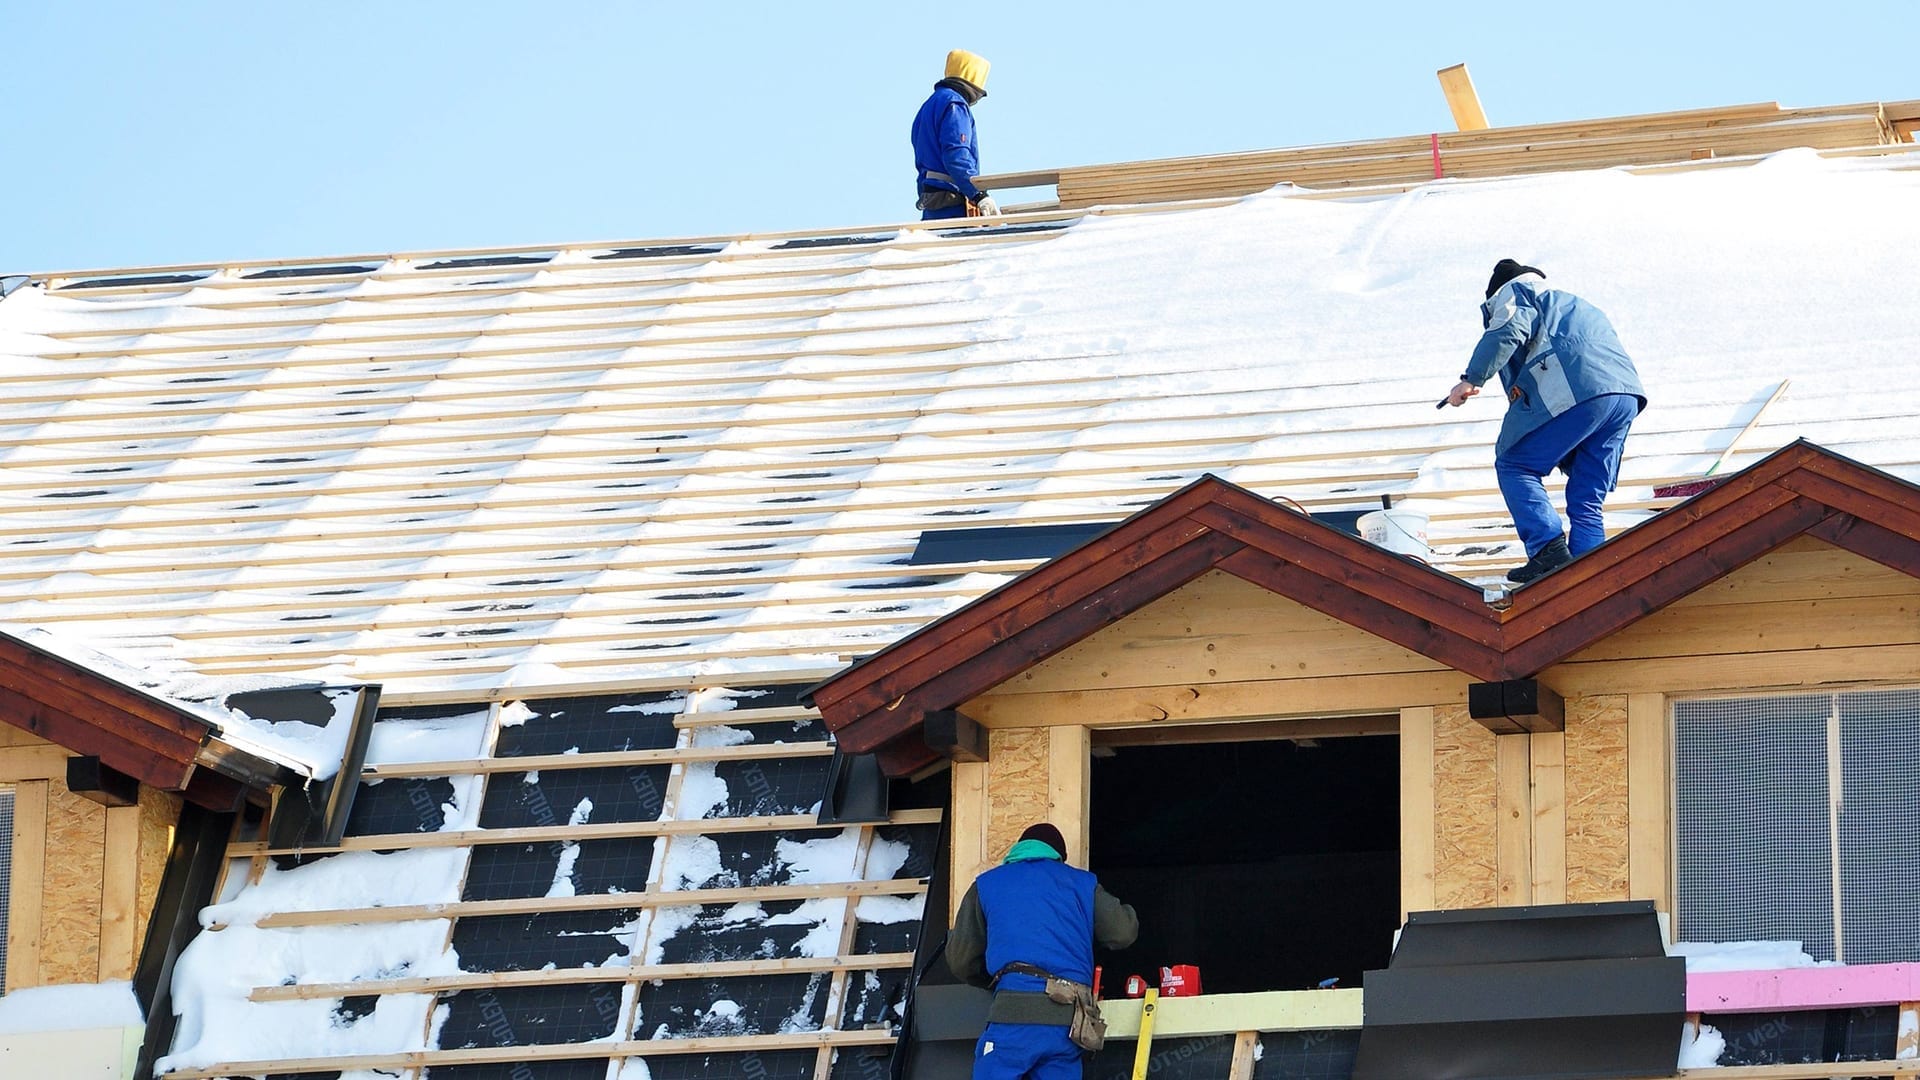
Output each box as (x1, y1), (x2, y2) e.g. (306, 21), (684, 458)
(1676, 688), (1920, 963)
(0, 787), (12, 995)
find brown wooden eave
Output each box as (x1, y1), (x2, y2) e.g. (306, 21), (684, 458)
(811, 440), (1920, 776)
(0, 633), (213, 791)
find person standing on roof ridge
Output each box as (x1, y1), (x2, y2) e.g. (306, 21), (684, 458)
(1444, 259), (1648, 584)
(947, 821), (1138, 1080)
(912, 49), (1002, 220)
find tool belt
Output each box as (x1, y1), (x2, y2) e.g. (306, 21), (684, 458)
(915, 188), (969, 213)
(991, 962), (1106, 1051)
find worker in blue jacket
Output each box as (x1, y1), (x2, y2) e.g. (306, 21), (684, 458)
(911, 49), (1002, 220)
(1444, 260), (1648, 583)
(947, 822), (1138, 1080)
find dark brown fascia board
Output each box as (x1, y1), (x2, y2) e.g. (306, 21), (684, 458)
(815, 441), (1920, 775)
(1492, 440), (1920, 676)
(0, 642), (208, 789)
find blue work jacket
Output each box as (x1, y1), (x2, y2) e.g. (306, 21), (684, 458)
(1463, 274), (1648, 456)
(972, 858), (1097, 993)
(911, 84), (984, 198)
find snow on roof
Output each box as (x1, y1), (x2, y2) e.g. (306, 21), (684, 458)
(3, 147), (1920, 701)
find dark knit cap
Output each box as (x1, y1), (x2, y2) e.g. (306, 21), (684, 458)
(1019, 822), (1067, 855)
(1486, 258), (1545, 299)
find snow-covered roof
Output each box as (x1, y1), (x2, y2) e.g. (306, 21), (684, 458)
(3, 147), (1919, 703)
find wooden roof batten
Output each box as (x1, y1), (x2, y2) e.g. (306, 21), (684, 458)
(809, 441), (1920, 774)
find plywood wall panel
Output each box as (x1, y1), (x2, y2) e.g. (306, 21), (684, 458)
(1432, 705), (1498, 909)
(983, 726), (1051, 865)
(38, 780), (106, 985)
(1564, 696), (1631, 903)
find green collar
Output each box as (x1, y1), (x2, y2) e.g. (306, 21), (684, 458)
(1003, 839), (1063, 863)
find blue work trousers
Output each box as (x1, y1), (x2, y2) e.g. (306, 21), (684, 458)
(1496, 393), (1639, 558)
(973, 1021), (1082, 1080)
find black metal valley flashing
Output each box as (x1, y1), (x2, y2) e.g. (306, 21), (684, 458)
(1352, 901), (1686, 1080)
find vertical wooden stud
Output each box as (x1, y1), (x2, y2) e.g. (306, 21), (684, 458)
(98, 802), (142, 980)
(1495, 737), (1532, 906)
(6, 779), (47, 989)
(1530, 730), (1566, 905)
(1047, 726), (1090, 865)
(1896, 1002), (1919, 1059)
(949, 759), (989, 918)
(1626, 693), (1673, 933)
(1399, 706), (1436, 920)
(1228, 1029), (1260, 1080)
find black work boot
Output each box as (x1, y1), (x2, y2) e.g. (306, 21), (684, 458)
(1507, 536), (1571, 584)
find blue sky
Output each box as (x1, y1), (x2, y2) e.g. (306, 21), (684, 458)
(4, 2), (1916, 273)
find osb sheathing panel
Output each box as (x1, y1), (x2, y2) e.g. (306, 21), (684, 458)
(1432, 704), (1498, 909)
(1000, 570), (1448, 696)
(135, 786), (182, 948)
(38, 779), (106, 985)
(1564, 695), (1631, 903)
(984, 726), (1052, 864)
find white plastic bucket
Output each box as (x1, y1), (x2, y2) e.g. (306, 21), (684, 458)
(1357, 508), (1429, 558)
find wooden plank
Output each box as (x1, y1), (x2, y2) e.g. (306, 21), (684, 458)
(0, 745), (73, 782)
(231, 808), (945, 858)
(361, 739), (833, 779)
(251, 951), (915, 1001)
(1495, 736), (1532, 906)
(1092, 715), (1398, 747)
(949, 758), (989, 912)
(1626, 693), (1672, 926)
(97, 803), (141, 981)
(1399, 707), (1437, 920)
(1564, 697), (1631, 903)
(1048, 725), (1089, 864)
(1098, 986), (1363, 1037)
(1529, 730), (1566, 905)
(1546, 643), (1920, 699)
(1228, 1030), (1260, 1080)
(1437, 64), (1490, 131)
(6, 780), (47, 989)
(254, 871), (927, 929)
(966, 670), (1472, 729)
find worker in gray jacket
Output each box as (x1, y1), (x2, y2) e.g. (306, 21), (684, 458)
(947, 822), (1138, 1080)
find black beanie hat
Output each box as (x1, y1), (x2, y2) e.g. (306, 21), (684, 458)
(1019, 822), (1067, 855)
(1486, 258), (1545, 298)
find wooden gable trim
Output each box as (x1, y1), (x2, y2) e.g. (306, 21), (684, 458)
(814, 474), (1498, 764)
(0, 635), (211, 790)
(813, 441), (1920, 775)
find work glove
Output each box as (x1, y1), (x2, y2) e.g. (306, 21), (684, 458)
(974, 194), (1002, 217)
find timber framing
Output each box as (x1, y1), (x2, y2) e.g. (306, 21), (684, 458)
(810, 440), (1920, 774)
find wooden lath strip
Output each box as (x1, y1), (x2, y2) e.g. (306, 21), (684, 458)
(156, 1028), (901, 1080)
(35, 299), (958, 363)
(379, 668), (845, 709)
(360, 739), (833, 779)
(254, 877), (927, 928)
(175, 609), (940, 666)
(249, 951), (915, 1002)
(34, 280), (932, 343)
(234, 806), (939, 859)
(674, 705), (822, 727)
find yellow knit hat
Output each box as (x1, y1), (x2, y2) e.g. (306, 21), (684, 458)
(944, 49), (990, 92)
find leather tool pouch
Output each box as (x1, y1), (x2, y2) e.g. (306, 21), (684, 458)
(1044, 976), (1106, 1052)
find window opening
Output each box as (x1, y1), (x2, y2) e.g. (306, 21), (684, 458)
(1675, 687), (1920, 962)
(1088, 724), (1399, 995)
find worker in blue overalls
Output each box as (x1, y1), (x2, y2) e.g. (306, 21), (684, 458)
(911, 49), (1002, 220)
(947, 822), (1139, 1080)
(1444, 259), (1648, 584)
